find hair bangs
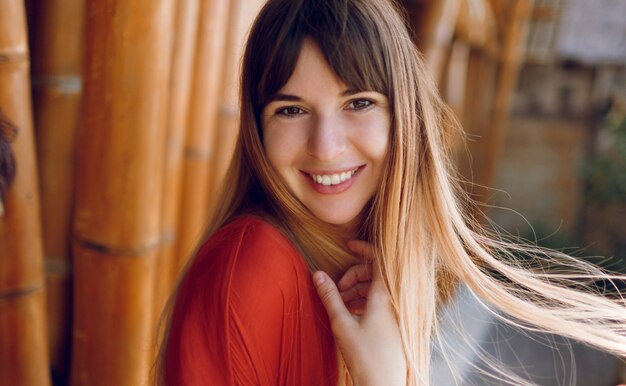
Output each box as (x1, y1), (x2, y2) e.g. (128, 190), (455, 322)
(249, 0), (390, 125)
(306, 1), (389, 96)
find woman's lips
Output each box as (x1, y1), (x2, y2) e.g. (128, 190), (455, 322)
(301, 165), (365, 195)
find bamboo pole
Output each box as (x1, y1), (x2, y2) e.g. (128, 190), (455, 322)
(0, 1), (51, 385)
(29, 0), (85, 381)
(456, 0), (498, 50)
(71, 1), (174, 385)
(0, 113), (17, 203)
(208, 0), (266, 210)
(450, 0), (500, 182)
(173, 0), (230, 278)
(443, 40), (470, 124)
(479, 0), (532, 197)
(153, 0), (200, 321)
(206, 0), (240, 206)
(456, 50), (498, 189)
(411, 0), (463, 84)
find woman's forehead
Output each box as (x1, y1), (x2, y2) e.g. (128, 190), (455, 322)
(263, 38), (387, 102)
(275, 39), (348, 94)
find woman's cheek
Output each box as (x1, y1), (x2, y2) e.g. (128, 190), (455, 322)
(352, 114), (390, 159)
(263, 123), (307, 169)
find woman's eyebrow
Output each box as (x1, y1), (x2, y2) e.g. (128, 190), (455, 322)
(341, 89), (361, 96)
(269, 93), (302, 102)
(268, 89), (372, 103)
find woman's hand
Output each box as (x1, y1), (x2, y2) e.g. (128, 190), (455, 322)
(337, 253), (372, 317)
(313, 240), (407, 386)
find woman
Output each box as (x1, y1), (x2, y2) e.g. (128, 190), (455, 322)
(158, 0), (626, 385)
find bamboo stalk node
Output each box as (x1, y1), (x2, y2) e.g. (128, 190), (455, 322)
(161, 230), (176, 246)
(0, 51), (29, 69)
(184, 147), (212, 160)
(31, 75), (83, 94)
(74, 235), (162, 257)
(0, 281), (45, 302)
(219, 105), (238, 116)
(45, 258), (73, 277)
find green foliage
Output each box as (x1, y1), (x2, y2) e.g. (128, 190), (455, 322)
(583, 107), (626, 204)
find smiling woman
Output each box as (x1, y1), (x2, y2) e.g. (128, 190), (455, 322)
(262, 38), (390, 231)
(156, 0), (626, 385)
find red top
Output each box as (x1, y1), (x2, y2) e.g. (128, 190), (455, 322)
(165, 216), (338, 385)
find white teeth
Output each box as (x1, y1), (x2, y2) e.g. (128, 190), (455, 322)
(310, 168), (359, 186)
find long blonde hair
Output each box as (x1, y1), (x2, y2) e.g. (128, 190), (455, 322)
(159, 0), (626, 384)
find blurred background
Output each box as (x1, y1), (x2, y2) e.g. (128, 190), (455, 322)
(0, 0), (624, 385)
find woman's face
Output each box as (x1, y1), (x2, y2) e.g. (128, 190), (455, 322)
(262, 38), (390, 233)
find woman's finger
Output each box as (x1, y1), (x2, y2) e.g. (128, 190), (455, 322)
(340, 281), (371, 303)
(346, 298), (367, 315)
(346, 239), (375, 262)
(314, 264), (406, 386)
(313, 271), (357, 332)
(338, 263), (371, 291)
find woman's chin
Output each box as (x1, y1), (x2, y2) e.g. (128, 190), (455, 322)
(310, 211), (360, 237)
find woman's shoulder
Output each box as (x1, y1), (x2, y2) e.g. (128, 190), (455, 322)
(186, 214), (310, 297)
(177, 215), (315, 337)
(168, 217), (335, 386)
(214, 214), (294, 248)
(204, 214), (302, 265)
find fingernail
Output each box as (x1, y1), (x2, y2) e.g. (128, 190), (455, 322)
(313, 271), (326, 286)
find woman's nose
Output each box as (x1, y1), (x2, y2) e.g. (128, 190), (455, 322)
(307, 115), (347, 161)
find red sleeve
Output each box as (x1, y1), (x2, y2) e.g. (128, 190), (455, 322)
(164, 217), (337, 386)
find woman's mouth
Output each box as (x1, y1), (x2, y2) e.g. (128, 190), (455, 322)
(301, 166), (364, 194)
(309, 167), (359, 186)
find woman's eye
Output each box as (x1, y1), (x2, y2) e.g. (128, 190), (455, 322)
(276, 106), (305, 117)
(347, 99), (373, 110)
